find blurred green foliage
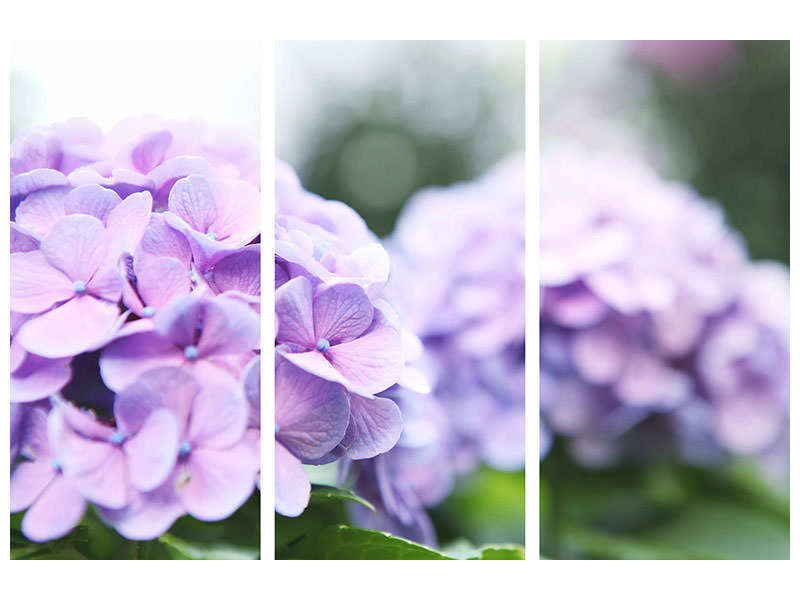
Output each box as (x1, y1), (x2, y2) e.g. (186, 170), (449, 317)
(284, 41), (524, 237)
(430, 467), (525, 547)
(540, 442), (789, 560)
(649, 40), (789, 264)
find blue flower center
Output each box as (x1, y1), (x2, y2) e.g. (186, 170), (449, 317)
(52, 459), (62, 472)
(178, 441), (192, 458)
(275, 424), (280, 434)
(108, 431), (126, 446)
(73, 281), (87, 294)
(142, 306), (155, 317)
(184, 345), (199, 360)
(206, 231), (219, 240)
(315, 338), (331, 352)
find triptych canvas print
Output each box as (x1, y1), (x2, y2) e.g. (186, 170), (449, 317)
(8, 40), (789, 561)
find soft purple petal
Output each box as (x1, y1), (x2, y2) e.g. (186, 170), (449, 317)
(131, 129), (173, 173)
(11, 168), (68, 198)
(167, 174), (217, 232)
(114, 367), (198, 435)
(85, 258), (123, 303)
(10, 250), (74, 314)
(63, 184), (121, 223)
(124, 409), (180, 492)
(139, 213), (193, 265)
(152, 292), (205, 348)
(182, 443), (255, 521)
(570, 321), (629, 385)
(275, 276), (315, 348)
(312, 283), (374, 344)
(196, 296), (260, 357)
(206, 179), (260, 246)
(187, 373), (247, 448)
(48, 407), (128, 509)
(148, 156), (215, 208)
(10, 222), (41, 252)
(275, 441), (310, 517)
(14, 186), (70, 237)
(242, 355), (260, 427)
(108, 168), (156, 198)
(11, 353), (72, 403)
(105, 190), (153, 256)
(50, 396), (114, 439)
(100, 331), (184, 392)
(55, 437), (128, 509)
(163, 212), (235, 270)
(16, 295), (121, 359)
(135, 256), (193, 313)
(340, 394), (402, 459)
(275, 357), (350, 460)
(10, 461), (56, 512)
(99, 479), (185, 541)
(326, 318), (403, 394)
(21, 475), (87, 543)
(713, 395), (785, 455)
(280, 349), (351, 390)
(212, 245), (260, 296)
(40, 214), (109, 283)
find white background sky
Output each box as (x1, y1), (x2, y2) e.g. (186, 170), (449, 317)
(11, 40), (260, 139)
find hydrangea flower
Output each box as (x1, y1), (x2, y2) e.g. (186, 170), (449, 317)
(10, 117), (260, 543)
(539, 147), (789, 471)
(274, 161), (405, 517)
(346, 156), (526, 546)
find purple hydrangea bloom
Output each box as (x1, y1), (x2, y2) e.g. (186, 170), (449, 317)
(98, 367), (255, 538)
(274, 161), (405, 517)
(539, 147), (789, 471)
(10, 405), (88, 542)
(345, 156), (526, 546)
(10, 117), (260, 543)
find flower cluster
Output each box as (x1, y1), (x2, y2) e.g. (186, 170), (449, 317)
(540, 147), (789, 471)
(346, 157), (526, 546)
(10, 117), (261, 542)
(274, 161), (406, 517)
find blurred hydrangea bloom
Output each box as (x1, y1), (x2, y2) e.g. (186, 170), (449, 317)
(274, 161), (406, 517)
(347, 156), (525, 546)
(633, 40), (739, 85)
(540, 147), (788, 473)
(10, 117), (260, 542)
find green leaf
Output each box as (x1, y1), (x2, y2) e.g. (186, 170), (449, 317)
(24, 547), (89, 560)
(276, 525), (525, 560)
(10, 524), (90, 560)
(633, 500), (789, 560)
(310, 485), (376, 512)
(473, 545), (525, 560)
(276, 525), (453, 560)
(563, 527), (714, 560)
(158, 533), (259, 560)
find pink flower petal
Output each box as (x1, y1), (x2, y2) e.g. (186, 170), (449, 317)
(312, 283), (374, 344)
(182, 442), (255, 521)
(10, 251), (74, 314)
(275, 441), (310, 517)
(40, 214), (109, 283)
(16, 295), (121, 359)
